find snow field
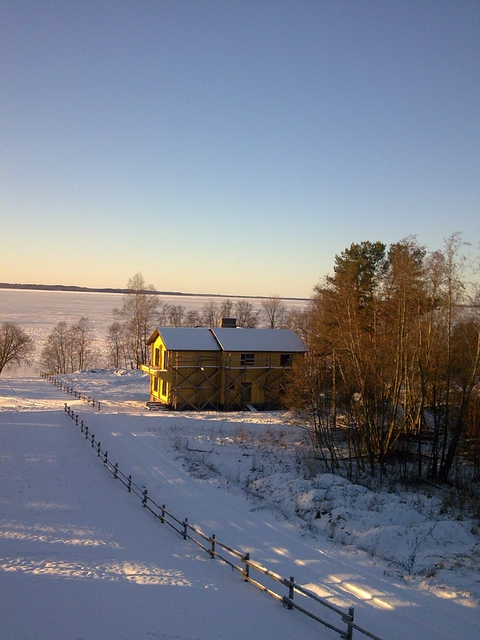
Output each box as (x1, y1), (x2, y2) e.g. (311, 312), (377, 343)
(0, 379), (328, 640)
(1, 372), (479, 639)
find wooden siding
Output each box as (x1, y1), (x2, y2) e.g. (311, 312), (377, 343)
(142, 330), (304, 410)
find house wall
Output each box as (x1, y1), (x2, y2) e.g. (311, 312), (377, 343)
(219, 351), (300, 410)
(143, 336), (221, 408)
(145, 336), (168, 403)
(168, 350), (221, 409)
(144, 334), (303, 410)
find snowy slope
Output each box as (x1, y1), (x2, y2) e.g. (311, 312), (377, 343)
(0, 372), (479, 640)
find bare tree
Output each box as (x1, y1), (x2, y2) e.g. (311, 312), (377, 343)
(0, 323), (33, 374)
(41, 321), (71, 374)
(185, 309), (201, 327)
(157, 302), (170, 326)
(201, 300), (221, 327)
(235, 300), (260, 328)
(107, 321), (123, 368)
(220, 299), (235, 318)
(113, 273), (159, 367)
(261, 296), (287, 328)
(107, 320), (135, 368)
(70, 317), (95, 370)
(285, 305), (314, 344)
(168, 305), (185, 327)
(439, 317), (480, 481)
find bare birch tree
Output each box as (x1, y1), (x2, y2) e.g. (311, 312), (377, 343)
(113, 273), (159, 367)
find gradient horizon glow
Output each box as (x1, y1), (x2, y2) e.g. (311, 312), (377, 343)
(1, 1), (479, 297)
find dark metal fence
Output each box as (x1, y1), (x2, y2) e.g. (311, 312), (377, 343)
(55, 384), (385, 640)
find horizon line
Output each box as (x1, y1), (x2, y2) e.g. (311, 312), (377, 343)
(0, 282), (311, 302)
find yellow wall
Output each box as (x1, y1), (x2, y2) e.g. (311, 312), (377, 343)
(144, 335), (302, 410)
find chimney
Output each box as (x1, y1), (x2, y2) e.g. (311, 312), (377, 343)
(221, 317), (237, 328)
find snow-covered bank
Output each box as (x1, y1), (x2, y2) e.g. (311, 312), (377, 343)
(1, 372), (479, 639)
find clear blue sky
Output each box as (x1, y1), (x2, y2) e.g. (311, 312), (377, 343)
(1, 1), (479, 297)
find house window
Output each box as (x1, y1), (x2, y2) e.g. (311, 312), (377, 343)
(162, 380), (167, 396)
(153, 377), (158, 392)
(163, 351), (168, 369)
(241, 353), (255, 366)
(154, 347), (161, 367)
(280, 354), (293, 367)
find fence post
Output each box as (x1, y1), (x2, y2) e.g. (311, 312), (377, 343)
(64, 403), (67, 412)
(104, 451), (108, 466)
(127, 475), (132, 492)
(287, 576), (295, 609)
(114, 463), (118, 479)
(183, 518), (188, 540)
(98, 401), (101, 411)
(161, 505), (165, 523)
(210, 534), (216, 559)
(91, 433), (95, 447)
(243, 552), (250, 581)
(97, 441), (101, 457)
(344, 606), (355, 640)
(85, 424), (89, 439)
(142, 488), (148, 507)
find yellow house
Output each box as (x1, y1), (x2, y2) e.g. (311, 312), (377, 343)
(141, 325), (307, 410)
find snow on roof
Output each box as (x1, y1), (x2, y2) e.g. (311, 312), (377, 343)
(150, 327), (307, 353)
(211, 328), (307, 352)
(156, 327), (221, 351)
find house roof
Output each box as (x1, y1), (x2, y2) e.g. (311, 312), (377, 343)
(148, 326), (307, 353)
(211, 328), (307, 352)
(149, 327), (221, 351)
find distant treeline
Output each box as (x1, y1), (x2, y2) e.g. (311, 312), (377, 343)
(0, 282), (308, 302)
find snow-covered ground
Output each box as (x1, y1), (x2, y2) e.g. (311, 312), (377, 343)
(1, 369), (478, 640)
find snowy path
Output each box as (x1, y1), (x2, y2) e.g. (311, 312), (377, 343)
(1, 378), (479, 639)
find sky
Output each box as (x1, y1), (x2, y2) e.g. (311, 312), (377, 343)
(1, 0), (479, 298)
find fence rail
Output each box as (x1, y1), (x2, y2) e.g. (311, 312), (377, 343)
(42, 372), (102, 410)
(52, 376), (384, 640)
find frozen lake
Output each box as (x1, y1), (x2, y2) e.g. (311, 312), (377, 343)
(0, 288), (308, 374)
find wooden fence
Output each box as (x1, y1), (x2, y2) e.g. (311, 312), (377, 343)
(57, 396), (387, 640)
(42, 372), (102, 410)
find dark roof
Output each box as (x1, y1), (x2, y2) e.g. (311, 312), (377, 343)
(148, 328), (220, 351)
(211, 328), (307, 352)
(148, 327), (307, 353)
